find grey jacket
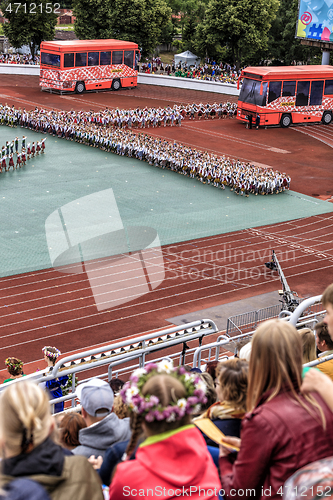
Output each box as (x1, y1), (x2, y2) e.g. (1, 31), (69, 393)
(72, 413), (131, 459)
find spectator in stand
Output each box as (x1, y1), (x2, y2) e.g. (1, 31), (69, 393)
(200, 358), (248, 448)
(0, 381), (103, 500)
(315, 321), (333, 379)
(58, 413), (87, 451)
(113, 394), (130, 420)
(109, 378), (125, 395)
(72, 378), (131, 459)
(42, 346), (68, 414)
(109, 360), (221, 499)
(205, 360), (219, 383)
(219, 319), (333, 500)
(299, 328), (317, 364)
(4, 357), (26, 383)
(322, 283), (333, 337)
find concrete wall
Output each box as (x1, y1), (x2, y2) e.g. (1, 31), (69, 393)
(137, 73), (240, 96)
(0, 63), (40, 75)
(0, 64), (240, 96)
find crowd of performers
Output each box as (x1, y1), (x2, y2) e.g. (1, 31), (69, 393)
(0, 101), (237, 129)
(0, 136), (46, 172)
(0, 52), (40, 65)
(0, 103), (290, 195)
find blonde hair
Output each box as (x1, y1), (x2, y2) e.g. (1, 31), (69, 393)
(247, 320), (325, 427)
(322, 283), (333, 308)
(299, 328), (316, 363)
(0, 381), (52, 457)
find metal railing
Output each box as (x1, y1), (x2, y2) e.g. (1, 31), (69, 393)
(0, 319), (218, 410)
(226, 304), (282, 336)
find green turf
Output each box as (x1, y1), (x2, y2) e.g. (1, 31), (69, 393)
(0, 126), (332, 278)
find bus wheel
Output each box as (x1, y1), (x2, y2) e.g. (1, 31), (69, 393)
(75, 82), (85, 94)
(322, 111), (332, 125)
(111, 79), (121, 91)
(280, 114), (291, 128)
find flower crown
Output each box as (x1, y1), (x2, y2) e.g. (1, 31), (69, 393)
(120, 360), (207, 423)
(5, 358), (23, 370)
(42, 346), (61, 360)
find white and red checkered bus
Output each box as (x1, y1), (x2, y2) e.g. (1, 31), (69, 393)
(40, 39), (139, 93)
(236, 65), (333, 128)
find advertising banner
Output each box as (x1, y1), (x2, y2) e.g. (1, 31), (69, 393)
(296, 0), (333, 43)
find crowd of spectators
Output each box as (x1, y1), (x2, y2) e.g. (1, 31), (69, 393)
(0, 52), (40, 65)
(140, 57), (240, 84)
(1, 283), (333, 500)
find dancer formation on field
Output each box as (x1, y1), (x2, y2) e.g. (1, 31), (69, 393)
(0, 103), (290, 195)
(0, 135), (46, 172)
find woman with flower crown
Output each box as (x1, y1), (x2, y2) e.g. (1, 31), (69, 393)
(109, 359), (221, 499)
(42, 346), (68, 414)
(4, 357), (26, 383)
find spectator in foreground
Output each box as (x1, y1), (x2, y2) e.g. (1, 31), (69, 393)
(315, 321), (333, 379)
(42, 346), (68, 414)
(0, 381), (103, 500)
(58, 412), (87, 451)
(299, 328), (316, 363)
(72, 378), (131, 459)
(201, 358), (248, 448)
(219, 319), (333, 500)
(109, 360), (221, 499)
(4, 357), (26, 383)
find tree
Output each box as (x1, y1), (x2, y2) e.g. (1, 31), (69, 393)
(0, 0), (58, 57)
(72, 0), (172, 57)
(195, 0), (279, 67)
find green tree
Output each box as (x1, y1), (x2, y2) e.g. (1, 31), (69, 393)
(195, 0), (280, 67)
(0, 0), (58, 57)
(181, 0), (207, 52)
(73, 0), (172, 57)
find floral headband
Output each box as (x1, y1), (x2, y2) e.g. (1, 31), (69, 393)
(5, 358), (23, 370)
(120, 360), (207, 423)
(42, 346), (61, 360)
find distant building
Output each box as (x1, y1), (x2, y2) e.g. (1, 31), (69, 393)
(57, 9), (76, 25)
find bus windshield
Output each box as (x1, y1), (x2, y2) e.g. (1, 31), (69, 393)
(41, 52), (60, 67)
(239, 78), (267, 106)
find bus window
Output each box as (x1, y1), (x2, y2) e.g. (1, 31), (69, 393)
(239, 78), (267, 106)
(88, 52), (99, 66)
(41, 52), (60, 67)
(124, 50), (134, 68)
(100, 52), (111, 65)
(112, 51), (123, 65)
(64, 53), (74, 68)
(282, 81), (296, 96)
(75, 52), (87, 67)
(268, 81), (282, 103)
(324, 80), (333, 95)
(310, 81), (324, 105)
(296, 81), (310, 106)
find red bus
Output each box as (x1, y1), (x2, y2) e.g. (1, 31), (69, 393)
(237, 65), (333, 127)
(40, 39), (139, 93)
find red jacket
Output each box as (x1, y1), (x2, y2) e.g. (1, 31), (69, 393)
(219, 390), (333, 500)
(109, 425), (221, 499)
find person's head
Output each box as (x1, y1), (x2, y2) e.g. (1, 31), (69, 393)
(76, 378), (114, 426)
(322, 284), (333, 339)
(109, 378), (125, 395)
(122, 360), (207, 457)
(238, 342), (252, 362)
(5, 357), (23, 377)
(299, 328), (317, 363)
(58, 412), (87, 450)
(205, 361), (219, 381)
(0, 381), (52, 458)
(315, 321), (333, 352)
(247, 319), (304, 411)
(216, 358), (248, 412)
(42, 346), (61, 367)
